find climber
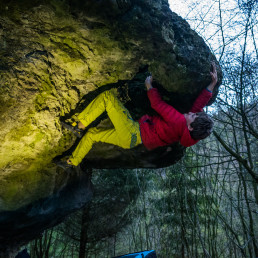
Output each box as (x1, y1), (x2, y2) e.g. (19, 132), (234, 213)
(56, 62), (218, 169)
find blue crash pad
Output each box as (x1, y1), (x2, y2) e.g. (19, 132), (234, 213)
(113, 250), (157, 258)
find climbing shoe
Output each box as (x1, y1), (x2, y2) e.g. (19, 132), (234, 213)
(61, 121), (83, 138)
(55, 160), (74, 170)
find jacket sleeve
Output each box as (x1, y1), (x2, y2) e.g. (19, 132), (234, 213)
(147, 88), (182, 122)
(190, 88), (212, 113)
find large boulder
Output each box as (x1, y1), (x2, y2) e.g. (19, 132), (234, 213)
(0, 169), (93, 256)
(0, 0), (222, 253)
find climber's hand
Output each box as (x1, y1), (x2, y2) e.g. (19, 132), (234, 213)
(145, 76), (153, 90)
(207, 62), (218, 92)
(210, 61), (218, 85)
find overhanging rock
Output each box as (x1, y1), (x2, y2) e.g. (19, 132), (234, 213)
(0, 0), (222, 252)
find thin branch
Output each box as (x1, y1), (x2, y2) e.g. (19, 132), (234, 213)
(213, 131), (258, 182)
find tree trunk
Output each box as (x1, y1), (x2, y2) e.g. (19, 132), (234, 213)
(79, 204), (91, 258)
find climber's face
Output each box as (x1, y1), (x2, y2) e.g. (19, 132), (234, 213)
(184, 112), (197, 131)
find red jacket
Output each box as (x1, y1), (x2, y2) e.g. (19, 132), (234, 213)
(138, 88), (212, 150)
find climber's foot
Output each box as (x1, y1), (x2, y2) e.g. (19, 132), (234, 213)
(55, 159), (74, 170)
(61, 122), (84, 138)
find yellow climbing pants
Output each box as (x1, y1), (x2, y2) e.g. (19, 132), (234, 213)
(69, 89), (142, 166)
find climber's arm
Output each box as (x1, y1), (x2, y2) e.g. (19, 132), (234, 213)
(190, 62), (217, 113)
(145, 76), (182, 122)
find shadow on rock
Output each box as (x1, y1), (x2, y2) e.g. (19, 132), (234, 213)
(0, 166), (93, 255)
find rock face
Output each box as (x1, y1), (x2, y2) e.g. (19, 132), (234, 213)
(0, 169), (93, 256)
(0, 0), (221, 252)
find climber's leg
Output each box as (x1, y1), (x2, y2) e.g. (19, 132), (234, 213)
(76, 89), (117, 128)
(68, 89), (141, 166)
(62, 89), (120, 137)
(69, 127), (121, 166)
(92, 90), (141, 149)
(77, 89), (136, 133)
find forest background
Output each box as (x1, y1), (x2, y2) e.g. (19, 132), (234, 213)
(26, 0), (257, 257)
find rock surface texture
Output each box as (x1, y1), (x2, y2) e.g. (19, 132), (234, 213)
(0, 0), (222, 253)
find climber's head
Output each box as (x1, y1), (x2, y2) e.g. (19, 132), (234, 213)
(184, 112), (213, 140)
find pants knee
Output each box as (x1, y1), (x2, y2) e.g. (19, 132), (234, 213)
(86, 128), (102, 143)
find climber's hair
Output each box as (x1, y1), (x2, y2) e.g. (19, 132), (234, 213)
(190, 112), (213, 140)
